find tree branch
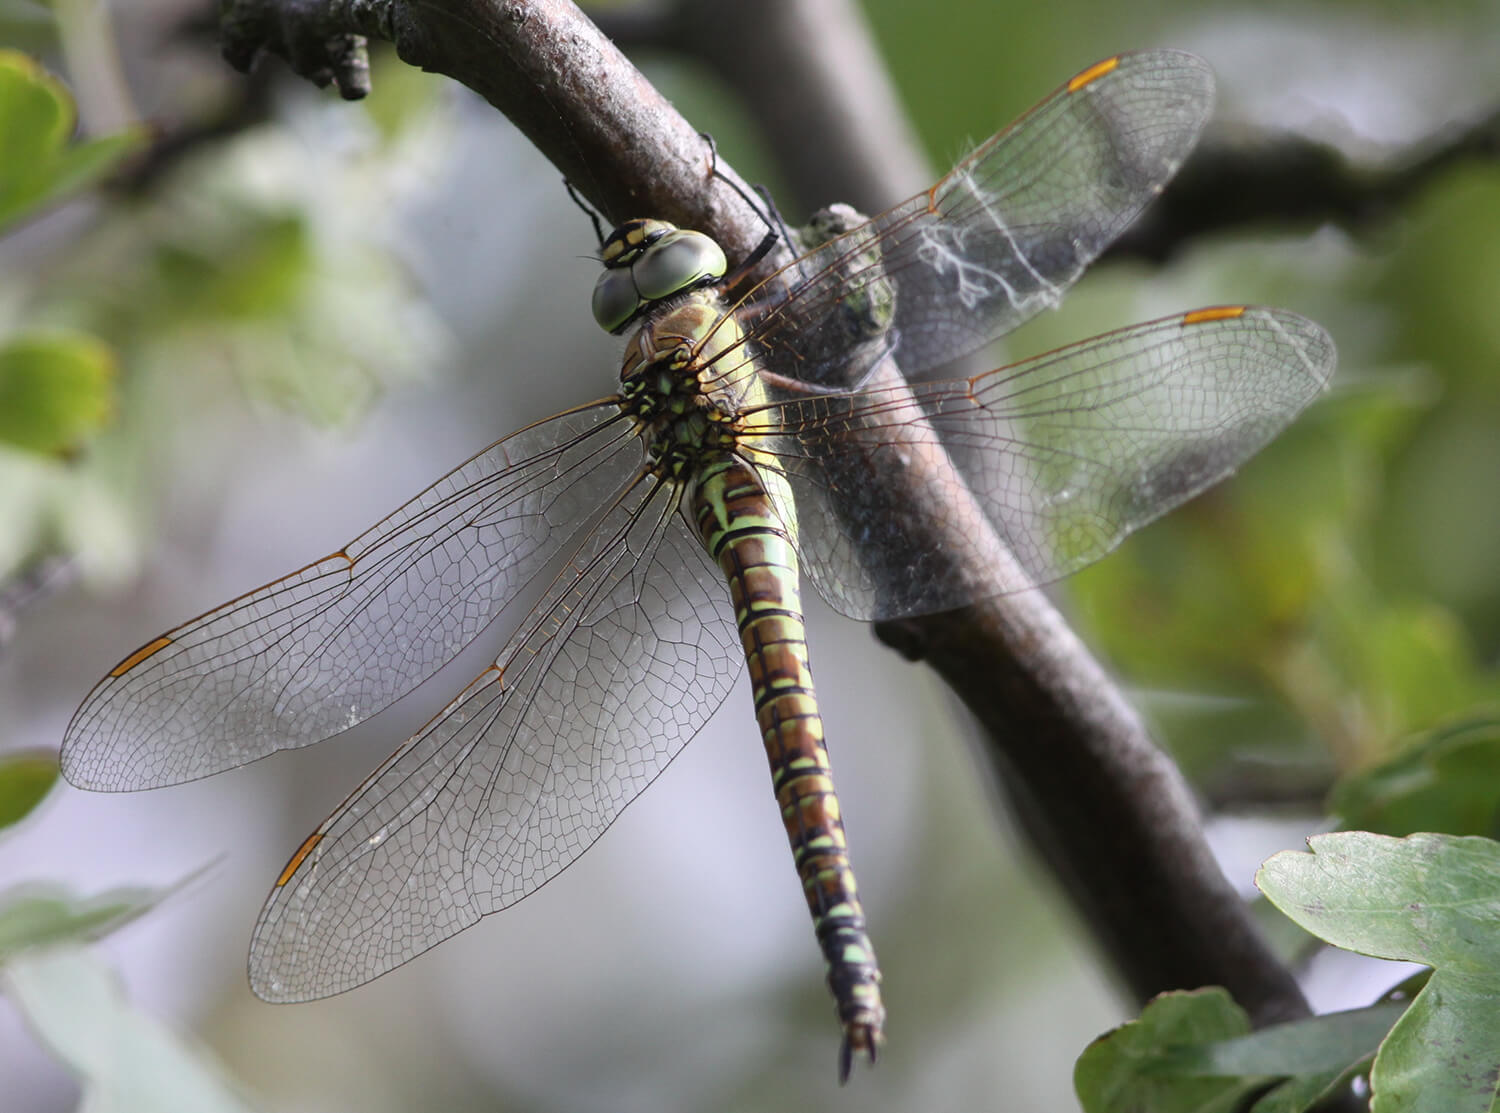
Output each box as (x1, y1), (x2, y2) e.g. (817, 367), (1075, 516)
(1111, 107), (1500, 262)
(221, 0), (774, 266)
(218, 0), (1316, 1031)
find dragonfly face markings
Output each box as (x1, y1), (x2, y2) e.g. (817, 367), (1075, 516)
(59, 50), (1336, 1080)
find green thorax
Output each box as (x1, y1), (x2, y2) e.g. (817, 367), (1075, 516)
(597, 220), (771, 481)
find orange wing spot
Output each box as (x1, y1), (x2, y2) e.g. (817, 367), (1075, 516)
(1067, 56), (1120, 93)
(276, 832), (323, 887)
(109, 636), (173, 677)
(1182, 306), (1247, 325)
(328, 549), (354, 568)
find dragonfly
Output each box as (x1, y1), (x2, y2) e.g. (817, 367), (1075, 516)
(61, 49), (1335, 1079)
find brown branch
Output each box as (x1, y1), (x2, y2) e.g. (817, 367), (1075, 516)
(221, 0), (773, 266)
(217, 0), (1316, 1033)
(649, 0), (930, 217)
(1111, 107), (1500, 263)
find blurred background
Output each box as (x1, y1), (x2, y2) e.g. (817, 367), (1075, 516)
(1, 0), (1498, 1109)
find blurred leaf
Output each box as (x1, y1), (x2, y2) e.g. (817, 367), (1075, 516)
(5, 946), (261, 1112)
(0, 748), (57, 829)
(1258, 831), (1500, 1113)
(1154, 1002), (1402, 1078)
(153, 214), (310, 322)
(0, 883), (159, 958)
(1332, 718), (1500, 837)
(1246, 1064), (1368, 1113)
(1371, 166), (1500, 653)
(360, 43), (449, 141)
(1069, 362), (1410, 689)
(0, 49), (145, 231)
(1076, 987), (1399, 1113)
(1063, 334), (1497, 775)
(1315, 594), (1493, 748)
(0, 0), (57, 38)
(0, 330), (116, 454)
(1074, 988), (1262, 1113)
(1164, 1004), (1398, 1113)
(1379, 405), (1500, 638)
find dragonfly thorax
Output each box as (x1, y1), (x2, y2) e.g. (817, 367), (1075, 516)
(592, 219), (728, 335)
(618, 294), (761, 480)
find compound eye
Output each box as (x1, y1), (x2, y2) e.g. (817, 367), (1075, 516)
(632, 230), (727, 301)
(591, 268), (641, 333)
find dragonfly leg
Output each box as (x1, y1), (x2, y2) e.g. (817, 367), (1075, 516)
(699, 130), (784, 285)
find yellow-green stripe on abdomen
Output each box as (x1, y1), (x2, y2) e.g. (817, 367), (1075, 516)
(691, 456), (884, 1079)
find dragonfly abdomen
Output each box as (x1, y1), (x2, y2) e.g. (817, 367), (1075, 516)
(690, 456), (885, 1081)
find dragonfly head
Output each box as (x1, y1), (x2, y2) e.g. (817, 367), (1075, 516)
(592, 219), (728, 335)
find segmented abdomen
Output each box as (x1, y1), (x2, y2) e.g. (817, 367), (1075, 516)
(690, 454), (884, 1079)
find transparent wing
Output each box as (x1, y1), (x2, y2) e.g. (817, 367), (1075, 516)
(248, 480), (741, 1001)
(747, 307), (1336, 621)
(62, 401), (642, 790)
(735, 50), (1214, 389)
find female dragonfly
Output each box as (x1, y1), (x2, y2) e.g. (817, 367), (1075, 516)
(62, 50), (1335, 1079)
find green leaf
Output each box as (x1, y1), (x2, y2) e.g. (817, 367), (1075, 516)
(0, 883), (159, 958)
(1155, 1002), (1403, 1078)
(0, 330), (116, 454)
(0, 748), (57, 829)
(1074, 988), (1265, 1113)
(0, 47), (68, 171)
(1247, 1062), (1368, 1113)
(153, 214), (310, 322)
(1076, 987), (1400, 1113)
(1331, 718), (1500, 838)
(1165, 1002), (1402, 1113)
(1258, 832), (1500, 1113)
(0, 49), (145, 230)
(5, 947), (261, 1112)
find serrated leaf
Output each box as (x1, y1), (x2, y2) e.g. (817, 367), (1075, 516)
(1330, 718), (1500, 838)
(0, 748), (58, 828)
(1258, 832), (1500, 1113)
(5, 947), (261, 1112)
(0, 883), (159, 957)
(0, 331), (116, 454)
(0, 49), (145, 229)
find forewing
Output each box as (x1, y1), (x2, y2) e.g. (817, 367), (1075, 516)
(740, 50), (1214, 389)
(62, 402), (642, 790)
(750, 308), (1336, 620)
(248, 480), (740, 1001)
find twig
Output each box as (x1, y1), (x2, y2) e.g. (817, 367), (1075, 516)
(1112, 108), (1500, 262)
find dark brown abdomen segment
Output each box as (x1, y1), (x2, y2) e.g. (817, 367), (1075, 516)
(691, 455), (884, 1080)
